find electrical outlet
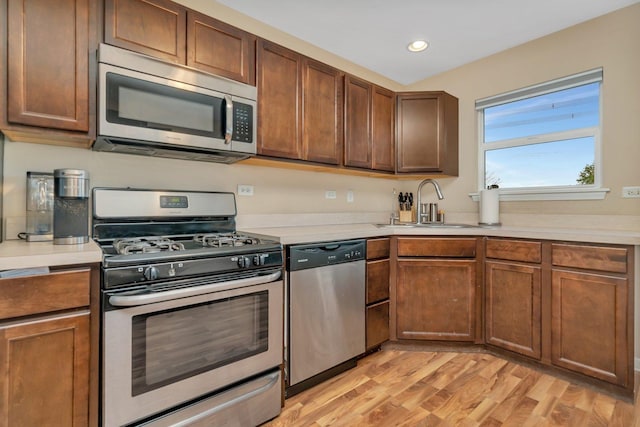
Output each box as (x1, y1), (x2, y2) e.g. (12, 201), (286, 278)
(237, 184), (254, 196)
(622, 186), (640, 198)
(325, 190), (337, 199)
(347, 190), (354, 203)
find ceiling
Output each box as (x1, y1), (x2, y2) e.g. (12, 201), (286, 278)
(216, 0), (639, 85)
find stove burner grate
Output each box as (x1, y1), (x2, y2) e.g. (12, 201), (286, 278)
(114, 237), (186, 255)
(194, 233), (261, 248)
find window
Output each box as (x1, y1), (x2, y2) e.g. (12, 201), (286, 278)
(475, 68), (608, 201)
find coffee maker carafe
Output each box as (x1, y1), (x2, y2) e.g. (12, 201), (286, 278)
(25, 171), (54, 242)
(53, 169), (90, 245)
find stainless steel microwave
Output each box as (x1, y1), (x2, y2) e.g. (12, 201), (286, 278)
(94, 43), (257, 164)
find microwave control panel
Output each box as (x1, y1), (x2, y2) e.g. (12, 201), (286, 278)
(233, 103), (253, 143)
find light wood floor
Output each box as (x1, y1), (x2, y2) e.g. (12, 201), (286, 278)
(264, 349), (638, 426)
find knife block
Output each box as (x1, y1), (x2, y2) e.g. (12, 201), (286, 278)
(399, 209), (414, 223)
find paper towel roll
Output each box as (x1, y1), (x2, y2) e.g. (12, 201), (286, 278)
(479, 189), (500, 225)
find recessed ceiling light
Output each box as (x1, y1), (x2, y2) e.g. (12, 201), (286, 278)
(407, 40), (429, 52)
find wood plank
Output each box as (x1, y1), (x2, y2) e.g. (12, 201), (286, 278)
(264, 349), (635, 427)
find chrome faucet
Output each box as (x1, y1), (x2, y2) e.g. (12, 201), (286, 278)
(416, 179), (444, 224)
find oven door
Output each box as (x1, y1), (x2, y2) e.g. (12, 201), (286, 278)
(102, 277), (283, 427)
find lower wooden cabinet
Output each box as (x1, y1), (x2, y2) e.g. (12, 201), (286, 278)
(391, 236), (634, 394)
(485, 260), (541, 359)
(366, 301), (389, 350)
(396, 258), (476, 341)
(0, 312), (90, 427)
(551, 269), (629, 387)
(366, 238), (390, 350)
(0, 268), (92, 427)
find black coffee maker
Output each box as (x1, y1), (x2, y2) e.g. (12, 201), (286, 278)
(53, 169), (90, 245)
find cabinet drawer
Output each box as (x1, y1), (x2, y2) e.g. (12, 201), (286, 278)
(366, 300), (389, 350)
(552, 244), (628, 274)
(0, 269), (90, 320)
(397, 237), (476, 258)
(486, 238), (541, 263)
(367, 238), (390, 260)
(366, 258), (389, 304)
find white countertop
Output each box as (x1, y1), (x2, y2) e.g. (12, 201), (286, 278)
(1, 222), (638, 271)
(0, 239), (102, 271)
(242, 223), (640, 246)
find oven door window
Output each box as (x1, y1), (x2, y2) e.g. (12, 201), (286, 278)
(105, 72), (224, 138)
(131, 291), (269, 396)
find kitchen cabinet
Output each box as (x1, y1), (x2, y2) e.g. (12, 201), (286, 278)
(550, 243), (632, 387)
(256, 40), (301, 160)
(2, 0), (96, 146)
(396, 91), (458, 175)
(105, 0), (256, 84)
(187, 11), (256, 84)
(344, 76), (395, 172)
(366, 238), (390, 350)
(371, 87), (396, 172)
(395, 237), (479, 342)
(485, 238), (542, 359)
(257, 40), (343, 165)
(0, 269), (91, 427)
(301, 58), (343, 164)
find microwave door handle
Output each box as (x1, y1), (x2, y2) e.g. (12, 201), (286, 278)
(224, 95), (233, 144)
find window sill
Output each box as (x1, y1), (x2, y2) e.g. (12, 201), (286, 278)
(468, 187), (610, 202)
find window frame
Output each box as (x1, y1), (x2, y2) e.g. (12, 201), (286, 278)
(471, 68), (609, 202)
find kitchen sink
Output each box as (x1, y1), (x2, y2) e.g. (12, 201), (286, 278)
(376, 222), (482, 229)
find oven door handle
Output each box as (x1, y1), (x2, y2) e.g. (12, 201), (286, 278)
(108, 270), (281, 307)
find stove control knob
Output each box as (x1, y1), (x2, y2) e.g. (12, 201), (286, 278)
(253, 254), (267, 266)
(143, 266), (159, 281)
(237, 256), (250, 268)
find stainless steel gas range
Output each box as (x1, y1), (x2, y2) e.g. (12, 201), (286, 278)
(93, 188), (283, 427)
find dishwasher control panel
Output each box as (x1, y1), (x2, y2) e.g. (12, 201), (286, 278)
(287, 239), (366, 271)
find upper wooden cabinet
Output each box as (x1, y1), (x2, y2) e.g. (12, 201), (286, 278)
(344, 76), (395, 172)
(257, 40), (343, 165)
(302, 58), (343, 165)
(396, 91), (459, 175)
(3, 0), (95, 144)
(371, 87), (396, 172)
(104, 0), (256, 84)
(187, 12), (256, 84)
(344, 76), (371, 169)
(256, 40), (301, 160)
(105, 0), (186, 63)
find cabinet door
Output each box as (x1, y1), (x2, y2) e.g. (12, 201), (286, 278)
(0, 312), (90, 427)
(344, 75), (371, 168)
(366, 301), (389, 350)
(366, 258), (390, 304)
(396, 92), (458, 175)
(301, 59), (343, 165)
(104, 0), (187, 63)
(7, 0), (90, 131)
(256, 40), (301, 159)
(485, 261), (541, 359)
(396, 259), (476, 341)
(187, 11), (256, 85)
(371, 87), (395, 172)
(551, 269), (629, 386)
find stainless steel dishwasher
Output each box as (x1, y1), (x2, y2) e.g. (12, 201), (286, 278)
(286, 239), (366, 397)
